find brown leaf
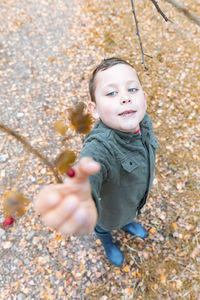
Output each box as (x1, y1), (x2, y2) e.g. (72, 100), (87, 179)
(123, 265), (130, 272)
(53, 120), (67, 136)
(149, 227), (157, 234)
(2, 190), (30, 218)
(68, 102), (93, 134)
(55, 149), (77, 174)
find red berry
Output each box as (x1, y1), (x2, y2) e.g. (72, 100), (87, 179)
(67, 168), (75, 177)
(3, 217), (15, 226)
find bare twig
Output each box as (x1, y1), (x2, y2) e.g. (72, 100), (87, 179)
(130, 0), (152, 70)
(149, 0), (170, 22)
(125, 244), (138, 252)
(0, 124), (62, 183)
(164, 0), (200, 26)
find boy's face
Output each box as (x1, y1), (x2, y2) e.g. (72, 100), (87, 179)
(88, 64), (147, 133)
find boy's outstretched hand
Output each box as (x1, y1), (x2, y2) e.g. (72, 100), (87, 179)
(34, 157), (100, 236)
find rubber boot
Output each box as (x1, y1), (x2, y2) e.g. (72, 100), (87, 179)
(94, 229), (124, 266)
(122, 221), (147, 239)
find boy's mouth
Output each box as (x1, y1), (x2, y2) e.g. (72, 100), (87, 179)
(118, 110), (137, 116)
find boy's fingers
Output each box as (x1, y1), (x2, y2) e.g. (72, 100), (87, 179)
(34, 185), (66, 215)
(34, 157), (100, 216)
(72, 157), (101, 183)
(41, 195), (79, 228)
(58, 207), (90, 236)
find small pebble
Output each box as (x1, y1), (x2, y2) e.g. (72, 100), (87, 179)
(26, 230), (35, 241)
(0, 228), (5, 238)
(0, 154), (9, 162)
(17, 293), (26, 300)
(2, 241), (12, 249)
(16, 112), (24, 119)
(1, 170), (5, 176)
(24, 258), (30, 265)
(30, 176), (37, 183)
(37, 243), (43, 250)
(32, 237), (39, 245)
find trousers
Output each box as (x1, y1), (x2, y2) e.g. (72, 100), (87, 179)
(95, 224), (109, 234)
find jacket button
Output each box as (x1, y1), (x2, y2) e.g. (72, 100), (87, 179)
(130, 162), (132, 165)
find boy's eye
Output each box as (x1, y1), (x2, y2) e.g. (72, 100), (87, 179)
(128, 88), (137, 92)
(106, 91), (117, 96)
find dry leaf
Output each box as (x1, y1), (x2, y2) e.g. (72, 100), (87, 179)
(137, 272), (142, 277)
(55, 149), (77, 174)
(2, 190), (30, 218)
(171, 222), (177, 231)
(150, 227), (157, 234)
(68, 102), (93, 134)
(129, 288), (134, 294)
(53, 120), (67, 136)
(96, 239), (101, 245)
(56, 235), (61, 241)
(123, 265), (130, 272)
(85, 288), (90, 293)
(160, 274), (166, 283)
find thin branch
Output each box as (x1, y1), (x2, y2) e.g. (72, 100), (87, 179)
(0, 124), (63, 183)
(130, 0), (152, 70)
(165, 0), (200, 26)
(149, 0), (170, 22)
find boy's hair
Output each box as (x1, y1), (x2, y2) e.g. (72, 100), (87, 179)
(89, 57), (139, 103)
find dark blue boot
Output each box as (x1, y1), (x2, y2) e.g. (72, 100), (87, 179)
(94, 228), (124, 266)
(122, 221), (147, 239)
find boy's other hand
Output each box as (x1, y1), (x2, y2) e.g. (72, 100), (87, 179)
(34, 157), (100, 236)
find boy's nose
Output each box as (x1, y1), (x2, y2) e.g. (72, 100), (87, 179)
(120, 95), (132, 104)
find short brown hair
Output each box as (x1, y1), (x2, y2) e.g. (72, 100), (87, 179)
(89, 57), (138, 102)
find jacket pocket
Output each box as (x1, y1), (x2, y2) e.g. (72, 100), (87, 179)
(121, 158), (139, 173)
(119, 154), (148, 190)
(120, 156), (144, 188)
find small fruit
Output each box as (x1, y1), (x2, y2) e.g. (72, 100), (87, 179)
(67, 168), (75, 177)
(3, 217), (15, 226)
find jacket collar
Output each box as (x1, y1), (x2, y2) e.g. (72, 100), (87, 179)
(98, 114), (150, 142)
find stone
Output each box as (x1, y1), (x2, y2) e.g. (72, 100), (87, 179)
(26, 230), (35, 241)
(16, 112), (24, 119)
(17, 293), (26, 300)
(0, 154), (9, 162)
(2, 241), (12, 249)
(0, 228), (5, 238)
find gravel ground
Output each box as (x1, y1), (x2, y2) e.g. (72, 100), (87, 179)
(1, 0), (199, 299)
(0, 1), (133, 299)
(0, 1), (104, 299)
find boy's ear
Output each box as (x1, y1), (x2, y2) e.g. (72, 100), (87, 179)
(88, 102), (99, 119)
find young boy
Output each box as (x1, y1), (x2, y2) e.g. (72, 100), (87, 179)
(35, 57), (158, 267)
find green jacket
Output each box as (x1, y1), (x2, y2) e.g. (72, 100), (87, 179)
(79, 114), (158, 231)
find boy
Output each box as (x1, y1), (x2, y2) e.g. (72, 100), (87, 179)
(35, 57), (158, 266)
